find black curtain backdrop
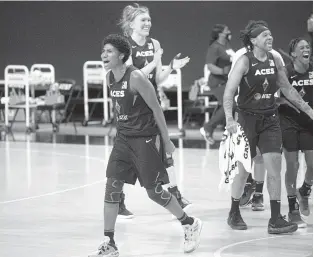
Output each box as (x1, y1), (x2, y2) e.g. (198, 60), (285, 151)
(0, 1), (312, 90)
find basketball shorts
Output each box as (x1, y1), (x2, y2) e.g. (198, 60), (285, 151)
(106, 133), (169, 188)
(280, 115), (313, 152)
(237, 110), (282, 158)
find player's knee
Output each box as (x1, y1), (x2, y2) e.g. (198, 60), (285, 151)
(146, 183), (172, 207)
(105, 178), (124, 204)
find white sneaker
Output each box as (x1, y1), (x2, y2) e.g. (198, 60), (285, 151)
(88, 236), (119, 257)
(200, 127), (215, 145)
(182, 217), (202, 253)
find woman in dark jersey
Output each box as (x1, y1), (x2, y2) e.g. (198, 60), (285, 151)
(116, 3), (191, 217)
(278, 38), (312, 226)
(223, 20), (312, 234)
(88, 34), (202, 257)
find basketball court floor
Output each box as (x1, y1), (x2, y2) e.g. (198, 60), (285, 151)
(0, 131), (312, 257)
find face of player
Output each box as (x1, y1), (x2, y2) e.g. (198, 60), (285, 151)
(253, 30), (273, 52)
(130, 12), (151, 37)
(101, 44), (124, 70)
(292, 40), (311, 65)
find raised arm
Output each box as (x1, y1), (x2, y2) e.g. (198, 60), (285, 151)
(273, 54), (313, 119)
(130, 69), (175, 154)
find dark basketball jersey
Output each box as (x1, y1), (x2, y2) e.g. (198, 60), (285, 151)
(279, 63), (313, 130)
(109, 65), (159, 137)
(128, 37), (157, 92)
(237, 52), (278, 114)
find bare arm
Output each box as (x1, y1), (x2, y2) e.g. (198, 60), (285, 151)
(130, 70), (170, 143)
(223, 55), (249, 121)
(273, 55), (313, 119)
(207, 63), (230, 76)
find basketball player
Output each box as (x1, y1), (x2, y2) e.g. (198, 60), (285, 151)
(278, 38), (312, 226)
(223, 20), (312, 234)
(88, 34), (202, 257)
(230, 43), (286, 211)
(116, 3), (191, 218)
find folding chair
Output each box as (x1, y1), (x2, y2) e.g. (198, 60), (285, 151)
(36, 79), (77, 132)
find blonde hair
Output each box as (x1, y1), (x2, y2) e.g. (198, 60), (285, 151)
(119, 3), (150, 37)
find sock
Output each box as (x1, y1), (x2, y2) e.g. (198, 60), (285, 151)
(299, 181), (312, 196)
(247, 173), (254, 184)
(230, 197), (240, 213)
(287, 195), (298, 213)
(255, 181), (264, 194)
(104, 231), (115, 245)
(178, 212), (194, 225)
(270, 200), (281, 222)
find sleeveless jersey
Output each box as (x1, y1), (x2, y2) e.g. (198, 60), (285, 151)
(109, 65), (159, 137)
(128, 37), (157, 92)
(237, 52), (278, 114)
(279, 63), (313, 130)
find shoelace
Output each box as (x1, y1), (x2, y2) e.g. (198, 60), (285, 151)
(184, 227), (194, 242)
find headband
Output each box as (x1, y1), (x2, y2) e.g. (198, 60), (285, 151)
(250, 26), (269, 38)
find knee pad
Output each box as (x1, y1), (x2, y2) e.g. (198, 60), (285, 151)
(146, 183), (172, 207)
(105, 178), (124, 203)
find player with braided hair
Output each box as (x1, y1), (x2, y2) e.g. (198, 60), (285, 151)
(223, 20), (312, 234)
(278, 37), (312, 226)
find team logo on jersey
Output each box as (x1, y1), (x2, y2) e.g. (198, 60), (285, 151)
(299, 88), (306, 98)
(254, 93), (262, 100)
(269, 59), (275, 67)
(254, 68), (275, 76)
(121, 81), (127, 89)
(262, 78), (269, 92)
(136, 50), (154, 57)
(291, 79), (313, 87)
(110, 90), (125, 97)
(148, 43), (153, 50)
(115, 101), (121, 114)
(144, 59), (149, 66)
(309, 72), (313, 79)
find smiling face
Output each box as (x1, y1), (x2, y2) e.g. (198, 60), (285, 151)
(101, 44), (123, 70)
(291, 40), (311, 65)
(251, 29), (273, 52)
(130, 12), (151, 37)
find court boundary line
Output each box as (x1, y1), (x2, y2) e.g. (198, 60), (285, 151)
(0, 146), (107, 204)
(213, 232), (313, 257)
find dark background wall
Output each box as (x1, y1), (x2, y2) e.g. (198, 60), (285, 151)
(0, 1), (312, 91)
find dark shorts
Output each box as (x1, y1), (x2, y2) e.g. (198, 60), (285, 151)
(106, 134), (169, 188)
(237, 110), (282, 158)
(280, 116), (313, 152)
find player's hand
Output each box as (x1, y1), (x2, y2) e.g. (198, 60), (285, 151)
(170, 53), (190, 70)
(164, 140), (175, 155)
(153, 48), (163, 64)
(225, 118), (238, 134)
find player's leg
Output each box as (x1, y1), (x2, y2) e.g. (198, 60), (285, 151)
(258, 115), (298, 234)
(251, 148), (266, 211)
(297, 131), (313, 217)
(117, 190), (134, 219)
(164, 154), (192, 211)
(133, 135), (202, 253)
(228, 111), (255, 230)
(89, 137), (136, 257)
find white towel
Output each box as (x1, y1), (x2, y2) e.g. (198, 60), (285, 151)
(218, 124), (253, 191)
